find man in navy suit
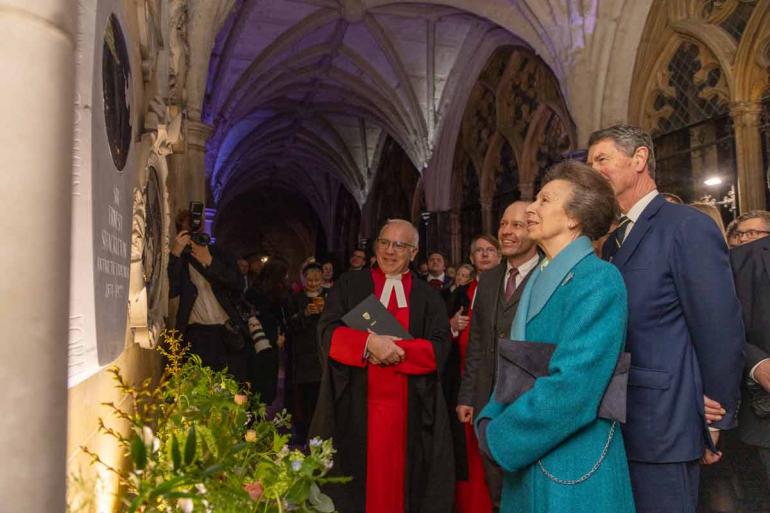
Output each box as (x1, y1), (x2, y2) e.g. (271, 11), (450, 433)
(587, 124), (744, 513)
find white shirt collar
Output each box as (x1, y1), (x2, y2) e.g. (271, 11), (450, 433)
(506, 253), (539, 278)
(625, 190), (659, 223)
(428, 272), (445, 281)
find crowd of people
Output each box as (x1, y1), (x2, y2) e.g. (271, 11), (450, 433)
(167, 123), (770, 513)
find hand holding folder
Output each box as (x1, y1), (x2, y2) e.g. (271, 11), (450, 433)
(342, 294), (412, 339)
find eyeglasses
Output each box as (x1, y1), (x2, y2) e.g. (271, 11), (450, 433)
(473, 247), (498, 255)
(375, 238), (416, 253)
(736, 229), (770, 240)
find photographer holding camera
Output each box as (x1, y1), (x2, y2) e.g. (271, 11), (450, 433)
(168, 203), (275, 394)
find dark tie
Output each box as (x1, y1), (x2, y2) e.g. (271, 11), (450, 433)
(428, 278), (443, 290)
(504, 267), (519, 303)
(612, 216), (632, 249)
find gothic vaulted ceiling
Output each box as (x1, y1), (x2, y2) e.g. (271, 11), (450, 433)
(202, 0), (534, 219)
(203, 0), (654, 227)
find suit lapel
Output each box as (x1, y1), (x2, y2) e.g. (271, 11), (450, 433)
(526, 237), (593, 322)
(485, 263), (506, 308)
(761, 244), (770, 284)
(611, 195), (666, 270)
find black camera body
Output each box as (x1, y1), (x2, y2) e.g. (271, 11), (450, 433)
(186, 201), (211, 247)
(190, 232), (211, 246)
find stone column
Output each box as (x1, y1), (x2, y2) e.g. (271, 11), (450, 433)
(450, 209), (461, 265)
(185, 119), (212, 204)
(185, 0), (235, 123)
(481, 198), (494, 234)
(167, 120), (211, 217)
(518, 181), (536, 201)
(0, 2), (74, 512)
(731, 101), (766, 212)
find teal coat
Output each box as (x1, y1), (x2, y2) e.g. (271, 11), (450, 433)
(476, 237), (635, 513)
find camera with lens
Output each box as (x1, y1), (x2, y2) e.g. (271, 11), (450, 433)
(247, 315), (272, 354)
(185, 201), (211, 248)
(190, 232), (211, 246)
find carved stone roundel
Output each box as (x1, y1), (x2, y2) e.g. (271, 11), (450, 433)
(142, 166), (163, 303)
(102, 14), (132, 171)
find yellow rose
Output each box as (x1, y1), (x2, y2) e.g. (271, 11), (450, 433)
(244, 429), (257, 442)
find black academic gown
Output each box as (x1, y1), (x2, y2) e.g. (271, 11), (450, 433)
(309, 270), (455, 513)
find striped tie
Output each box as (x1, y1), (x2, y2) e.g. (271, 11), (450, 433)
(613, 216), (631, 248)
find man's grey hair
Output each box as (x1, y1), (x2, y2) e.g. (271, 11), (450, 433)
(725, 218), (739, 239)
(588, 124), (657, 178)
(379, 218), (419, 246)
(735, 210), (770, 230)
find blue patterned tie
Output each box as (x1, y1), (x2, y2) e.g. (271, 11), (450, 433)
(613, 216), (631, 249)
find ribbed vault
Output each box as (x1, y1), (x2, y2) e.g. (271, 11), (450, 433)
(203, 0), (655, 254)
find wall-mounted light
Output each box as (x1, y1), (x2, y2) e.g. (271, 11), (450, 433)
(699, 177), (737, 219)
(260, 256), (269, 264)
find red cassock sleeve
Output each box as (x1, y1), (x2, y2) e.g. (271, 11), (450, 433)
(328, 327), (368, 368)
(394, 339), (436, 375)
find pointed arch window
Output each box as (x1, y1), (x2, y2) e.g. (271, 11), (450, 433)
(647, 40), (736, 212)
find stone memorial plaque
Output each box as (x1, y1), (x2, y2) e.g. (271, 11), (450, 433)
(69, 3), (136, 387)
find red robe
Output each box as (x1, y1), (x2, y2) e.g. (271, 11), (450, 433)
(454, 280), (493, 513)
(327, 268), (437, 513)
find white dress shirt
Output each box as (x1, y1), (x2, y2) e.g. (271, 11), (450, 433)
(503, 253), (540, 292)
(621, 190), (659, 243)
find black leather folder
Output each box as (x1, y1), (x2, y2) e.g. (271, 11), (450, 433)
(494, 338), (631, 423)
(342, 294), (412, 339)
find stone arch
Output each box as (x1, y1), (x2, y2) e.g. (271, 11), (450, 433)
(519, 103), (575, 199)
(362, 136), (421, 241)
(629, 0), (769, 211)
(448, 45), (574, 247)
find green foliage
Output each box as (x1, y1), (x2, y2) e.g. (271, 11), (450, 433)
(79, 330), (345, 513)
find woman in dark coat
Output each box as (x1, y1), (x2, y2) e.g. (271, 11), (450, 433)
(286, 262), (327, 445)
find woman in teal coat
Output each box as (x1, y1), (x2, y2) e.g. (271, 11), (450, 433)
(476, 160), (635, 513)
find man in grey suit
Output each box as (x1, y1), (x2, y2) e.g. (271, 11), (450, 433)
(456, 201), (539, 500)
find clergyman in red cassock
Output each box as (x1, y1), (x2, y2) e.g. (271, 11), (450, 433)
(310, 219), (454, 513)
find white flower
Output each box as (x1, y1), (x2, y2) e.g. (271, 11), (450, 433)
(309, 437), (322, 448)
(195, 483), (207, 494)
(291, 459), (302, 472)
(141, 426), (154, 445)
(141, 425), (161, 453)
(177, 498), (194, 513)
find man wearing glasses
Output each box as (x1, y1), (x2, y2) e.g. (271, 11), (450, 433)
(733, 210), (770, 247)
(456, 201), (539, 505)
(311, 219), (453, 513)
(730, 209), (770, 504)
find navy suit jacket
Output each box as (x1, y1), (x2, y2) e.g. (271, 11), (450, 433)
(603, 194), (744, 463)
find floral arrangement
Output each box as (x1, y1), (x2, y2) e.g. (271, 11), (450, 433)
(76, 330), (344, 513)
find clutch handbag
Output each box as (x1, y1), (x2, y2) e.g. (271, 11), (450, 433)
(494, 338), (631, 423)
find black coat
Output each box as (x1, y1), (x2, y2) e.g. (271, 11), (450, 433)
(168, 245), (243, 333)
(731, 235), (770, 447)
(309, 270), (455, 513)
(457, 263), (529, 414)
(287, 290), (327, 385)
